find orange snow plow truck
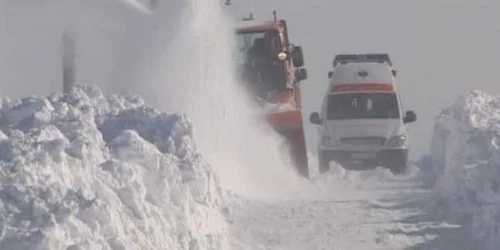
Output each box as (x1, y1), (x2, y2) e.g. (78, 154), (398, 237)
(235, 12), (309, 177)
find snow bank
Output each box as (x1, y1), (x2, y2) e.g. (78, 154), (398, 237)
(0, 85), (228, 250)
(430, 90), (500, 250)
(258, 100), (296, 114)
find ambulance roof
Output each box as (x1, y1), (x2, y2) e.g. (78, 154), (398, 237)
(328, 62), (397, 93)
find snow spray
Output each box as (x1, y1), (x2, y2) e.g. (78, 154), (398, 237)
(144, 0), (307, 199)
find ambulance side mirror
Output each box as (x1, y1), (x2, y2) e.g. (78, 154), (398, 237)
(392, 69), (397, 77)
(309, 112), (321, 125)
(328, 71), (333, 79)
(404, 110), (416, 124)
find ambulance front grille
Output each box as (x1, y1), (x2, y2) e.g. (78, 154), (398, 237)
(340, 137), (386, 146)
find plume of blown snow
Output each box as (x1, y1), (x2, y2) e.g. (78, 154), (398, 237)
(121, 0), (154, 14)
(0, 84), (228, 250)
(127, 0), (307, 199)
(431, 90), (500, 250)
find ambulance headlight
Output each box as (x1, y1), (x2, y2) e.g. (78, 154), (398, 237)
(386, 135), (406, 148)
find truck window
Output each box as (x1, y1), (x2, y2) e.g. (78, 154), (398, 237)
(326, 93), (400, 120)
(236, 30), (285, 103)
(236, 31), (281, 63)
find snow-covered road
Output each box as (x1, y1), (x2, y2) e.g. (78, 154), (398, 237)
(225, 165), (480, 250)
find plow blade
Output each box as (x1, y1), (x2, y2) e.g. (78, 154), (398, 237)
(266, 110), (309, 178)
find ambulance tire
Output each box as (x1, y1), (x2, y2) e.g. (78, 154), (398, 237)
(389, 165), (406, 175)
(387, 160), (408, 175)
(318, 151), (330, 174)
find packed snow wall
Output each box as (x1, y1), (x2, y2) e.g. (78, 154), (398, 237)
(0, 85), (228, 250)
(430, 90), (500, 250)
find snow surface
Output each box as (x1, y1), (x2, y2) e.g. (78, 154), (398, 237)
(259, 101), (296, 114)
(226, 162), (480, 250)
(0, 85), (228, 250)
(431, 90), (500, 250)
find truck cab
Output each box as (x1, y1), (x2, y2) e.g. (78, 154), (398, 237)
(309, 54), (416, 174)
(235, 15), (307, 108)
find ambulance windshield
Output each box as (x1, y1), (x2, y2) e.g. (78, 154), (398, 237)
(326, 93), (400, 120)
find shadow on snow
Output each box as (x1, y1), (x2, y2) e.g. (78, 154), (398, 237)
(366, 189), (483, 250)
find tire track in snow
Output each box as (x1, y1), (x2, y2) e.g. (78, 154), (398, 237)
(225, 164), (481, 249)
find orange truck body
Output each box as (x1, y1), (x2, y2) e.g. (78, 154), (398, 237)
(236, 14), (309, 177)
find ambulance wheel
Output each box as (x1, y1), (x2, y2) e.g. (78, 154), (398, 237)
(318, 151), (330, 174)
(387, 159), (408, 175)
(383, 150), (409, 175)
(389, 165), (407, 175)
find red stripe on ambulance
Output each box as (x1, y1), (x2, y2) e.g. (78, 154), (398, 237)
(331, 83), (394, 92)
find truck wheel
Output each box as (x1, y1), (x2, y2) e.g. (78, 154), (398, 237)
(318, 151), (330, 174)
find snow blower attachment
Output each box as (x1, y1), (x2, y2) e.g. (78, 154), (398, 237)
(235, 11), (310, 177)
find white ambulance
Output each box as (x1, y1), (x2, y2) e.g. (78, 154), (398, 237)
(309, 54), (416, 174)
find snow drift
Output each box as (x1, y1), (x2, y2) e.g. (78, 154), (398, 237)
(430, 90), (500, 250)
(0, 85), (227, 250)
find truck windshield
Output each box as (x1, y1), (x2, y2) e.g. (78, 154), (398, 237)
(236, 30), (281, 63)
(235, 30), (285, 103)
(326, 93), (400, 120)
